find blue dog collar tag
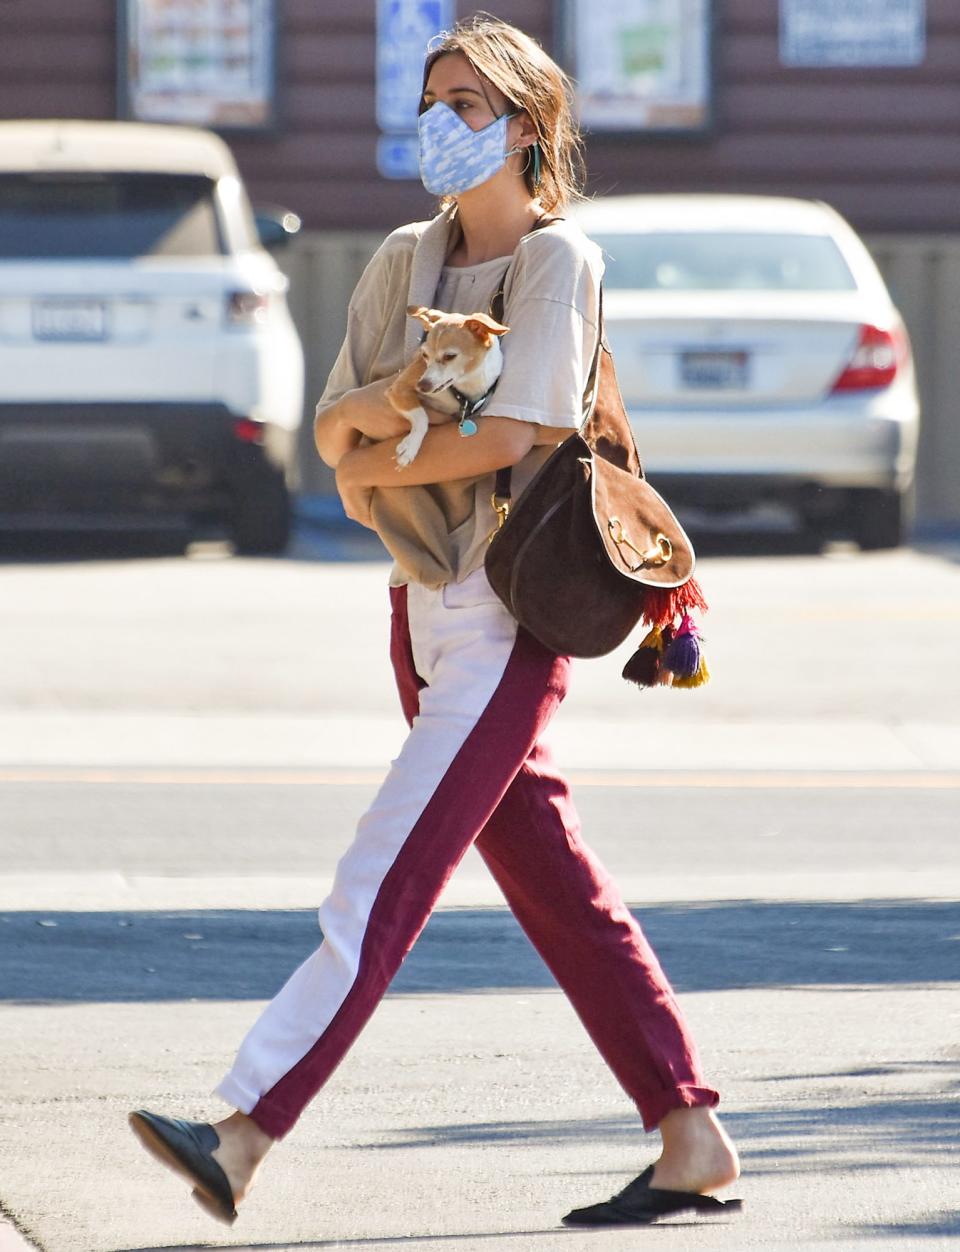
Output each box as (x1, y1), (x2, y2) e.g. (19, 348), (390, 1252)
(458, 417), (478, 437)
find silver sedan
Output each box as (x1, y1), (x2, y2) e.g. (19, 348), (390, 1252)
(570, 194), (920, 548)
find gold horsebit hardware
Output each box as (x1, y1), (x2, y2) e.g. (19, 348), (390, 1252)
(607, 518), (672, 571)
(488, 492), (511, 543)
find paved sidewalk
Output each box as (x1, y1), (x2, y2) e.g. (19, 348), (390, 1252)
(2, 985), (958, 1251)
(2, 543), (958, 1250)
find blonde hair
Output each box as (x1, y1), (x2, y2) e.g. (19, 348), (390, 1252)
(419, 13), (587, 213)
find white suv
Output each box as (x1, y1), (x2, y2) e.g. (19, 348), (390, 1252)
(0, 120), (304, 552)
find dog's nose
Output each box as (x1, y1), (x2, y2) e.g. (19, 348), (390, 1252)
(420, 377), (448, 395)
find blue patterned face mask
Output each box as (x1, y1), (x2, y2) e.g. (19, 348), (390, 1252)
(418, 100), (522, 196)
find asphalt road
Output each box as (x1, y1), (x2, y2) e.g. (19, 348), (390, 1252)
(0, 527), (958, 1251)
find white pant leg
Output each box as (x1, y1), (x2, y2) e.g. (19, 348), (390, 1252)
(216, 573), (519, 1116)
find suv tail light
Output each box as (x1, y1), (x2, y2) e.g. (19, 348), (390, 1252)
(226, 290), (269, 327)
(831, 324), (905, 392)
(233, 418), (265, 445)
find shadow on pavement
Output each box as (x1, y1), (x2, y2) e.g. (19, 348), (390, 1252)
(856, 1213), (960, 1238)
(353, 1092), (958, 1167)
(2, 900), (958, 1005)
(109, 1094), (958, 1249)
(734, 1095), (959, 1170)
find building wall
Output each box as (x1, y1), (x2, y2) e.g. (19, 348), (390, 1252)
(2, 1), (960, 235)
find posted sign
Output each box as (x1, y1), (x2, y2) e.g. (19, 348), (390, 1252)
(377, 0), (454, 179)
(118, 0), (277, 129)
(780, 0), (926, 67)
(560, 0), (713, 134)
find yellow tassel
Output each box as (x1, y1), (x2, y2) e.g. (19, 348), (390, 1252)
(641, 625), (664, 651)
(673, 653), (710, 689)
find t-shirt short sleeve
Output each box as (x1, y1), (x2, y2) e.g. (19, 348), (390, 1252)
(485, 227), (603, 429)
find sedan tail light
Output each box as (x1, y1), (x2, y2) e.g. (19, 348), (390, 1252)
(226, 290), (269, 327)
(831, 324), (906, 392)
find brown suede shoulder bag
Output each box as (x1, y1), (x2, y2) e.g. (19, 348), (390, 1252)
(483, 218), (710, 688)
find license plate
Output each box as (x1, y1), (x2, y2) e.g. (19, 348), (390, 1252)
(33, 299), (108, 342)
(679, 350), (749, 389)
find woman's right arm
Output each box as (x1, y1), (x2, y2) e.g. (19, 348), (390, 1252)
(313, 378), (407, 468)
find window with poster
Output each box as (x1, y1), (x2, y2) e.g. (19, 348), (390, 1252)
(557, 0), (713, 136)
(117, 0), (278, 132)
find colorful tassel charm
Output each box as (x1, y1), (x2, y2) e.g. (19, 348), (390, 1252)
(640, 578), (709, 629)
(672, 653), (711, 689)
(624, 575), (713, 691)
(622, 625), (669, 688)
(663, 614), (702, 680)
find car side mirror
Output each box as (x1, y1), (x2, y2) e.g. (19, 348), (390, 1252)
(254, 207), (302, 249)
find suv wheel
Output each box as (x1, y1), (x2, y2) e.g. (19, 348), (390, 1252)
(852, 487), (909, 551)
(232, 470), (291, 555)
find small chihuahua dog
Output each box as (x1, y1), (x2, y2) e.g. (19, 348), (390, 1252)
(386, 305), (510, 467)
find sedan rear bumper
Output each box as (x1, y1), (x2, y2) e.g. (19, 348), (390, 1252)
(628, 393), (919, 493)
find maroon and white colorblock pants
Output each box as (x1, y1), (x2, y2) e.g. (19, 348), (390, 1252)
(216, 568), (719, 1139)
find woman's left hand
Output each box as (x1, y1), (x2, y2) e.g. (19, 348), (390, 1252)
(336, 459), (376, 529)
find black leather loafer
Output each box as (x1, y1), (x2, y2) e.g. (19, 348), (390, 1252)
(128, 1109), (238, 1225)
(562, 1165), (742, 1227)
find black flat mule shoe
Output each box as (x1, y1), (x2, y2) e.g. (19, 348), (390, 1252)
(128, 1109), (238, 1226)
(562, 1165), (742, 1227)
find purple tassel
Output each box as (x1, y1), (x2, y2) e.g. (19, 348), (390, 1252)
(663, 614), (701, 679)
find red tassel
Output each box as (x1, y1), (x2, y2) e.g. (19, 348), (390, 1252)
(640, 578), (709, 629)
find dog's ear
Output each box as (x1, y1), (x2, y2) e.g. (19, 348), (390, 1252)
(407, 305), (444, 329)
(463, 314), (510, 344)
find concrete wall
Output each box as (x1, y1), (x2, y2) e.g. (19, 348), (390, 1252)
(277, 231), (960, 528)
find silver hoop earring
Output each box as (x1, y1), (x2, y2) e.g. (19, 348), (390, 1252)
(509, 145), (534, 177)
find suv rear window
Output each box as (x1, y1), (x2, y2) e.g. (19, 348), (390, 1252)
(594, 232), (857, 292)
(0, 173), (224, 259)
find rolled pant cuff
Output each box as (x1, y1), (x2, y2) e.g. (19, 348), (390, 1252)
(214, 1074), (258, 1118)
(639, 1084), (720, 1132)
(247, 1095), (297, 1141)
(216, 1074), (290, 1141)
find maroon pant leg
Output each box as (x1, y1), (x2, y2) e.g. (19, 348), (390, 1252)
(390, 585), (718, 1130)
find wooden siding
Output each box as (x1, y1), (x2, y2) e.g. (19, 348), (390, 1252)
(1, 1), (959, 234)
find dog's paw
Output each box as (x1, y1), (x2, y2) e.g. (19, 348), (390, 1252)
(395, 432), (422, 467)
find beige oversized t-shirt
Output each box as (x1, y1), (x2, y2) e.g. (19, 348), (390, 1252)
(315, 204), (604, 588)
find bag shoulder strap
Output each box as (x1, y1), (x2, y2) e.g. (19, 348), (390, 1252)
(492, 215), (606, 509)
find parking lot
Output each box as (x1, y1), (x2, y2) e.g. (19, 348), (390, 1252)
(0, 528), (958, 1250)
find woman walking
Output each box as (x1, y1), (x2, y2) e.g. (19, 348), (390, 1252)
(129, 16), (740, 1229)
